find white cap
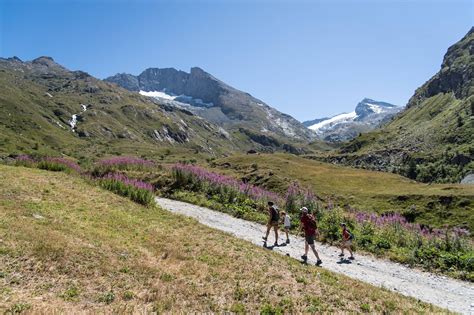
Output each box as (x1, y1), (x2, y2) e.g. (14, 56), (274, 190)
(300, 207), (308, 213)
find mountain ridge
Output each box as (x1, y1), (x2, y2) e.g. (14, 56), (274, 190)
(105, 66), (316, 142)
(303, 98), (402, 142)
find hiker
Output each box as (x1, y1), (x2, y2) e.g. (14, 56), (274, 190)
(300, 207), (322, 265)
(339, 223), (355, 260)
(280, 210), (291, 244)
(262, 201), (279, 246)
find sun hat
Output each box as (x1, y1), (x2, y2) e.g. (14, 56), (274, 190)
(300, 207), (308, 213)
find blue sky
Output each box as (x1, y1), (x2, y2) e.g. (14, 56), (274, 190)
(1, 0), (472, 120)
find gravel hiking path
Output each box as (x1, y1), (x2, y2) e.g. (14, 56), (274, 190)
(156, 197), (473, 314)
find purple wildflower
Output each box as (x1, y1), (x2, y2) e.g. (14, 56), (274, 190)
(171, 163), (283, 204)
(101, 173), (154, 192)
(44, 157), (82, 172)
(98, 156), (154, 168)
(15, 154), (35, 163)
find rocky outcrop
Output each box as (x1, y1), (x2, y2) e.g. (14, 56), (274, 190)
(407, 27), (473, 108)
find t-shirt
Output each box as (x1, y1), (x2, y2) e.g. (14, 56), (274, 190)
(342, 229), (352, 241)
(284, 214), (291, 227)
(301, 214), (316, 236)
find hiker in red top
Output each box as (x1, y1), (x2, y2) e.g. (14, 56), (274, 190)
(339, 223), (355, 260)
(299, 207), (322, 265)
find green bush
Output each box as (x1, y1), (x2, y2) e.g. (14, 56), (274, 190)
(99, 180), (154, 206)
(38, 160), (68, 172)
(318, 209), (344, 243)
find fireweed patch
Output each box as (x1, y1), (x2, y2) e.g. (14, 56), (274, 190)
(98, 173), (154, 206)
(93, 156), (155, 176)
(38, 157), (82, 173)
(169, 164), (473, 280)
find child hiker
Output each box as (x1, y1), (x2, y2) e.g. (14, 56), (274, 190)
(339, 223), (355, 260)
(280, 211), (291, 244)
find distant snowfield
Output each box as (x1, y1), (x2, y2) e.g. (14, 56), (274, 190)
(367, 103), (384, 114)
(140, 90), (214, 107)
(308, 111), (357, 131)
(139, 90), (177, 100)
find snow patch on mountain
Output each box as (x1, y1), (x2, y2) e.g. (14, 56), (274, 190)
(304, 98), (402, 142)
(140, 90), (177, 100)
(308, 111), (357, 132)
(367, 103), (383, 114)
(140, 90), (214, 107)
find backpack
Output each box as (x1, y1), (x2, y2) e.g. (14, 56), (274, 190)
(307, 214), (317, 229)
(346, 229), (354, 240)
(271, 206), (280, 222)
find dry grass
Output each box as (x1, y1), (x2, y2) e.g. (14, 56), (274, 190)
(0, 165), (441, 313)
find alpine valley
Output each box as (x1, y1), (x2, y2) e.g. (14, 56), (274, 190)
(319, 27), (474, 184)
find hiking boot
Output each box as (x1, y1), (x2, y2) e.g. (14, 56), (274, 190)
(301, 255), (308, 262)
(338, 253), (344, 257)
(286, 239), (290, 244)
(316, 259), (322, 266)
(349, 256), (355, 260)
(262, 236), (267, 241)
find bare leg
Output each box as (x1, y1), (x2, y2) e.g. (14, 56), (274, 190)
(285, 228), (289, 240)
(274, 226), (279, 244)
(310, 244), (321, 261)
(305, 241), (309, 256)
(348, 246), (354, 257)
(264, 224), (271, 239)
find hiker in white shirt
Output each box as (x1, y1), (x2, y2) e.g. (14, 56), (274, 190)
(280, 211), (291, 244)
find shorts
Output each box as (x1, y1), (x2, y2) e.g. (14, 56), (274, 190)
(284, 225), (291, 231)
(268, 221), (279, 227)
(305, 235), (316, 245)
(342, 239), (352, 247)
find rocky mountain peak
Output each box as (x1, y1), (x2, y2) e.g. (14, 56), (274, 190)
(407, 28), (473, 108)
(304, 98), (401, 142)
(105, 66), (316, 142)
(32, 56), (57, 66)
(355, 98), (399, 118)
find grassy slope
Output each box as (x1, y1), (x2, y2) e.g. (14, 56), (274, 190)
(342, 94), (472, 156)
(0, 165), (440, 313)
(0, 67), (245, 161)
(213, 153), (474, 230)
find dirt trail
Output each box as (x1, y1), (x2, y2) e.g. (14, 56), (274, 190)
(156, 197), (473, 314)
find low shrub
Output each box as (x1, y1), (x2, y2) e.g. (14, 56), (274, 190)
(171, 163), (283, 207)
(92, 156), (155, 176)
(14, 154), (36, 168)
(38, 157), (82, 173)
(99, 173), (154, 206)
